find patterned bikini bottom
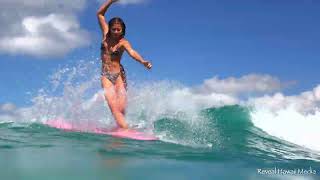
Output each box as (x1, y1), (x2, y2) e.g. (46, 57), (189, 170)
(101, 64), (127, 90)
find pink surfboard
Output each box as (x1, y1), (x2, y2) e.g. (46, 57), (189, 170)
(45, 119), (158, 141)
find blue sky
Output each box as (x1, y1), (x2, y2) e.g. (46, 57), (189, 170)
(0, 0), (319, 106)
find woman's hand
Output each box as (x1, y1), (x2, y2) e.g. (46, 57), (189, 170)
(110, 0), (119, 3)
(143, 61), (152, 69)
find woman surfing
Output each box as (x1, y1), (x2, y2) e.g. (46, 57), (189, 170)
(97, 0), (152, 130)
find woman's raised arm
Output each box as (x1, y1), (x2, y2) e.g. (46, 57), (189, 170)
(97, 0), (119, 38)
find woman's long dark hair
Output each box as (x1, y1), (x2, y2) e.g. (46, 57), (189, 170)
(108, 17), (126, 38)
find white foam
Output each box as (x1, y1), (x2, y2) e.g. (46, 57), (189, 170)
(247, 85), (320, 152)
(250, 107), (320, 152)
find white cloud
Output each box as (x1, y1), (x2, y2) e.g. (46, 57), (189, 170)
(193, 74), (283, 95)
(0, 103), (18, 122)
(249, 85), (320, 113)
(0, 103), (16, 112)
(0, 0), (89, 57)
(0, 0), (86, 13)
(0, 0), (150, 57)
(159, 87), (239, 113)
(0, 14), (90, 57)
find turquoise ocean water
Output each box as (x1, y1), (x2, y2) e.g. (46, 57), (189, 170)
(1, 61), (319, 180)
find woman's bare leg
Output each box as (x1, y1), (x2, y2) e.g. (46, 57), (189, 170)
(101, 76), (128, 129)
(115, 76), (127, 115)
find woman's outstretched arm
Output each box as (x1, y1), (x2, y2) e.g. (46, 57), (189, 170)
(122, 40), (152, 69)
(97, 0), (118, 38)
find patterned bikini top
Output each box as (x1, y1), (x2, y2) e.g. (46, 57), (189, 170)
(100, 43), (122, 58)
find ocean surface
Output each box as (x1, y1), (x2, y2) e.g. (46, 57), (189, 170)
(1, 61), (319, 180)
